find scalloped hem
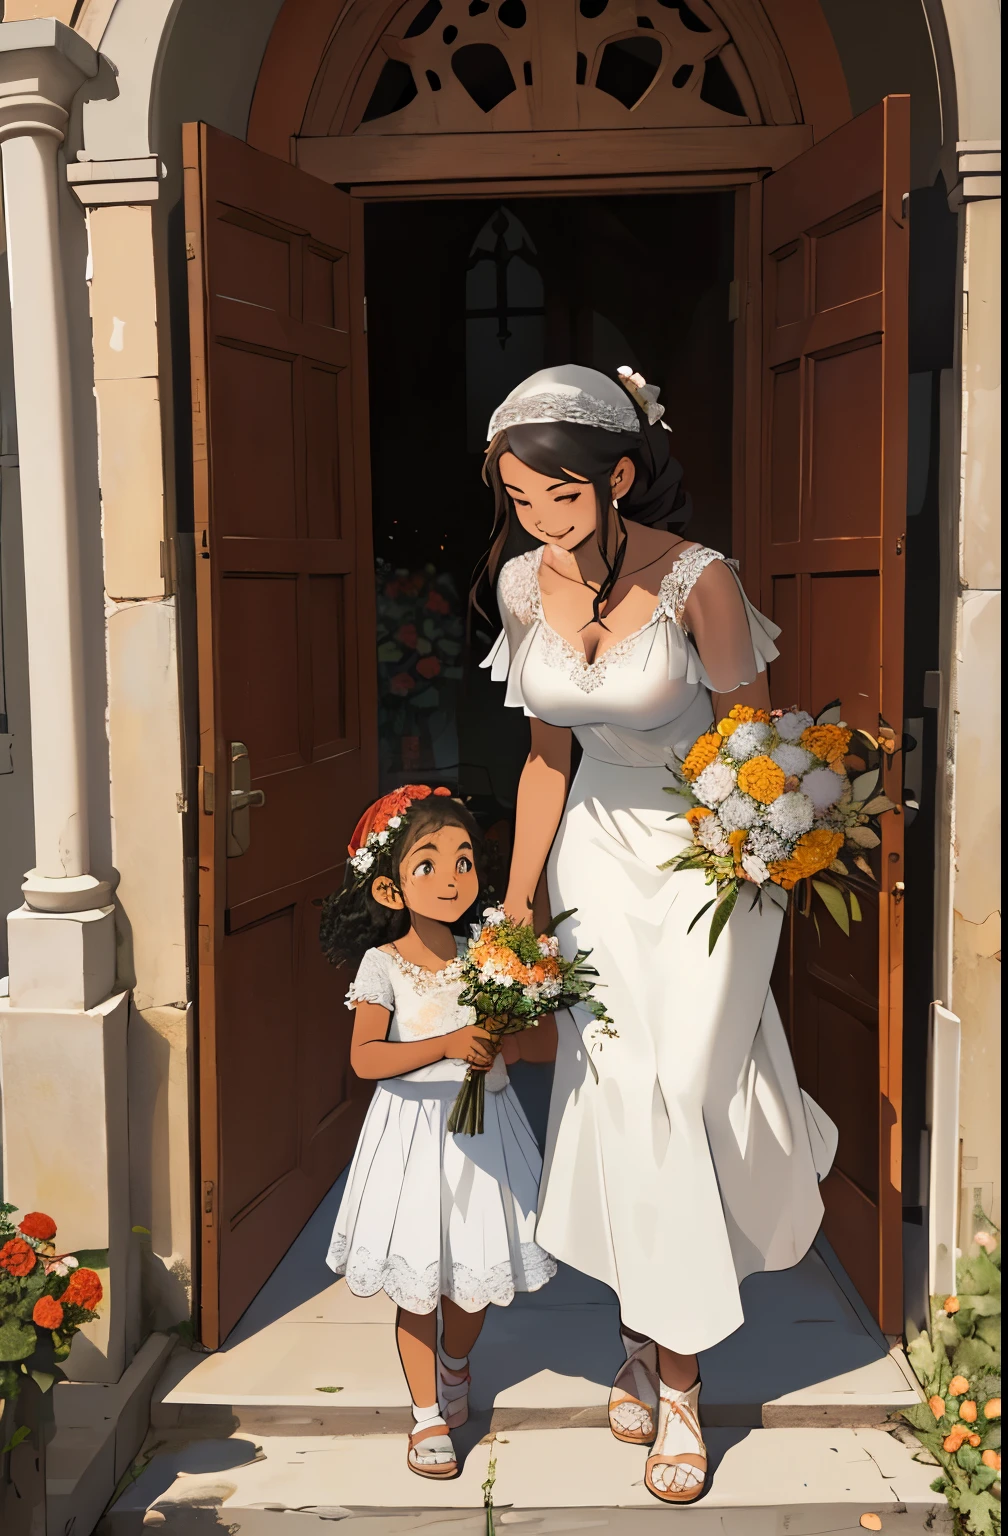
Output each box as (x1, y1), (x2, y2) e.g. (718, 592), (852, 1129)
(329, 1237), (557, 1315)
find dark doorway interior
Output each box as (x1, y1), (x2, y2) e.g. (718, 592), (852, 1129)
(365, 193), (735, 847)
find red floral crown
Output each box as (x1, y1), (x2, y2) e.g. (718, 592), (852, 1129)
(348, 784), (452, 882)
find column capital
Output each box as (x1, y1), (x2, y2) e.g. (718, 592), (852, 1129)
(0, 18), (98, 145)
(949, 140), (1001, 208)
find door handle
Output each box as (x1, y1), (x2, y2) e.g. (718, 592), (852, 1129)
(227, 741), (266, 858)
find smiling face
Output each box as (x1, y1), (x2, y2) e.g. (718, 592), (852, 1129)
(371, 821), (479, 923)
(498, 450), (636, 551)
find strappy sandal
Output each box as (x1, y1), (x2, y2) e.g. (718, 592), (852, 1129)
(608, 1338), (659, 1445)
(406, 1420), (458, 1480)
(644, 1379), (707, 1503)
(437, 1353), (471, 1430)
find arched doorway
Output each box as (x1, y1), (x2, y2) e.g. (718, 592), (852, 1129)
(186, 0), (908, 1344)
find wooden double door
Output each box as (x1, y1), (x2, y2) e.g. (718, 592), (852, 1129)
(186, 100), (908, 1344)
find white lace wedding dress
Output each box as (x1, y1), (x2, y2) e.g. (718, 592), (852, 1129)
(483, 545), (837, 1352)
(326, 942), (556, 1313)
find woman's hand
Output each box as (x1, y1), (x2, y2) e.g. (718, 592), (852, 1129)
(442, 1024), (495, 1071)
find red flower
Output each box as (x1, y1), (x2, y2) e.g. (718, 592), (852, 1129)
(32, 1295), (64, 1329)
(0, 1238), (38, 1277)
(396, 623), (418, 648)
(59, 1267), (103, 1311)
(389, 672), (416, 696)
(425, 591), (450, 615)
(18, 1212), (57, 1242)
(416, 656), (441, 680)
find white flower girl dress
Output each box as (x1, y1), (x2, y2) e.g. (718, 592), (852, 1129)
(326, 941), (556, 1312)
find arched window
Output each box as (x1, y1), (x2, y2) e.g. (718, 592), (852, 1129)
(465, 206), (545, 450)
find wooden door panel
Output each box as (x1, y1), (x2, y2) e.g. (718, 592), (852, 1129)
(185, 121), (377, 1345)
(761, 98), (908, 1332)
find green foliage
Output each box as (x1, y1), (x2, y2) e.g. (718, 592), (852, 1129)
(897, 1223), (1001, 1536)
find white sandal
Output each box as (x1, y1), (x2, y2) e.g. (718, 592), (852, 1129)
(406, 1418), (458, 1480)
(608, 1338), (659, 1445)
(436, 1352), (470, 1430)
(644, 1379), (707, 1503)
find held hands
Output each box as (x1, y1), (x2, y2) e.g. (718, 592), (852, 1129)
(442, 1023), (496, 1072)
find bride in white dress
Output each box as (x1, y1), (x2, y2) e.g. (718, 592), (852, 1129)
(476, 365), (837, 1503)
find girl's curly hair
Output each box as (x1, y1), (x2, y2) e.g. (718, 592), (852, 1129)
(319, 795), (486, 971)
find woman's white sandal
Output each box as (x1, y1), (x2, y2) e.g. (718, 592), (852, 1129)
(406, 1418), (458, 1480)
(608, 1339), (659, 1445)
(644, 1379), (707, 1504)
(436, 1353), (471, 1430)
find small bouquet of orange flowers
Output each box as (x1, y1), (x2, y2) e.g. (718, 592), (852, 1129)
(663, 702), (896, 953)
(447, 909), (614, 1135)
(1, 1203), (104, 1406)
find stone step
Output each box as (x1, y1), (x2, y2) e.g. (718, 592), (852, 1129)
(100, 1424), (948, 1534)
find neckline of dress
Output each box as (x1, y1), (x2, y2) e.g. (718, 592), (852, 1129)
(385, 944), (464, 983)
(529, 543), (697, 672)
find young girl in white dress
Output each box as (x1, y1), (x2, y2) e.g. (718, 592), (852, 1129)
(320, 784), (556, 1480)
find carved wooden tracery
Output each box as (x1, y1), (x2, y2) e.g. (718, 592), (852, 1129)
(303, 0), (803, 140)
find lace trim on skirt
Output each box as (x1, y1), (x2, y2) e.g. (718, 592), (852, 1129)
(328, 1235), (557, 1314)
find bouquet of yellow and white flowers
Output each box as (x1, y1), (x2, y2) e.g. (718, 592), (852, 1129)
(447, 908), (614, 1136)
(663, 702), (896, 952)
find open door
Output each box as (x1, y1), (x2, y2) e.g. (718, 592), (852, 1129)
(183, 123), (377, 1346)
(760, 98), (909, 1332)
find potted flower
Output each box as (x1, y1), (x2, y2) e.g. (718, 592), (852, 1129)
(1, 1203), (105, 1536)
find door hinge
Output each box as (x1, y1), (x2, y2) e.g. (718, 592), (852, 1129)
(901, 192), (910, 220)
(186, 231), (197, 261)
(895, 533), (904, 556)
(200, 766), (215, 814)
(204, 1180), (214, 1215)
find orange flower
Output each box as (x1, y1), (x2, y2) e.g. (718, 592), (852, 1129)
(727, 704), (771, 725)
(18, 1212), (57, 1242)
(944, 1295), (960, 1314)
(737, 755), (786, 804)
(982, 1449), (1001, 1470)
(800, 723), (852, 764)
(928, 1395), (946, 1420)
(0, 1237), (37, 1277)
(984, 1397), (1001, 1419)
(959, 1400), (978, 1423)
(32, 1295), (64, 1329)
(684, 806), (713, 831)
(943, 1427), (969, 1453)
(948, 1375), (970, 1397)
(60, 1267), (103, 1311)
(968, 1433), (981, 1448)
(768, 828), (845, 891)
(728, 829), (747, 871)
(681, 733), (721, 780)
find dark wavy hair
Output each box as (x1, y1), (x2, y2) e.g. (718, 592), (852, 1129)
(470, 383), (691, 631)
(319, 795), (485, 971)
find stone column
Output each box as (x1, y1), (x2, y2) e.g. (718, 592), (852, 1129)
(0, 19), (129, 1383)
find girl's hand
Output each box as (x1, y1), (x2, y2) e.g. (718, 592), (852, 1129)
(442, 1024), (495, 1071)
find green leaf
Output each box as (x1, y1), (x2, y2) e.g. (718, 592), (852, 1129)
(131, 1225), (152, 1236)
(849, 890), (862, 922)
(952, 1335), (998, 1378)
(708, 882), (740, 954)
(1, 1424), (31, 1456)
(376, 642), (404, 663)
(862, 795), (898, 815)
(956, 1444), (982, 1472)
(851, 770), (880, 802)
(30, 1369), (55, 1394)
(69, 1250), (109, 1270)
(975, 1315), (1001, 1350)
(0, 1317), (37, 1363)
(315, 1385), (343, 1393)
(971, 1466), (999, 1493)
(813, 880), (850, 935)
(687, 899), (717, 935)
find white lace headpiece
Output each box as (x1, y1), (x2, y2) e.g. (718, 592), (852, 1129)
(487, 364), (665, 440)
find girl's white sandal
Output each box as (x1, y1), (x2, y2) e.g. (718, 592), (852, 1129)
(437, 1353), (471, 1430)
(608, 1339), (659, 1445)
(406, 1418), (458, 1480)
(644, 1379), (707, 1503)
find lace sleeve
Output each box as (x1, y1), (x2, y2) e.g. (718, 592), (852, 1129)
(479, 552), (542, 714)
(679, 556), (780, 695)
(345, 948), (395, 1012)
